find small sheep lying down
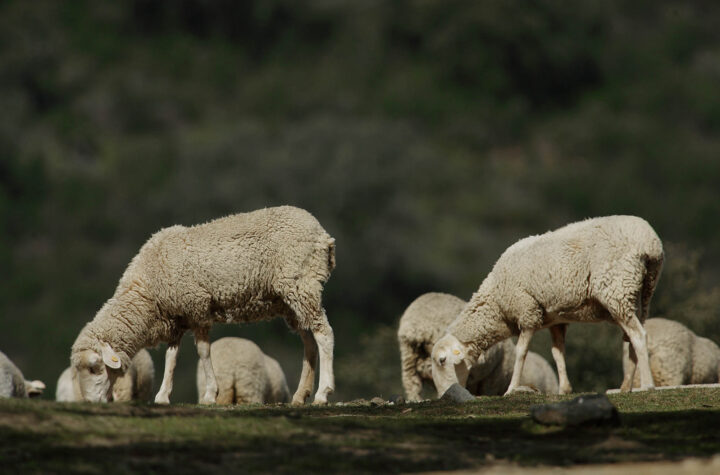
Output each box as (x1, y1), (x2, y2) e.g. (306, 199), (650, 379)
(56, 349), (155, 402)
(431, 216), (664, 397)
(0, 350), (45, 398)
(622, 318), (720, 388)
(398, 292), (558, 401)
(71, 206), (336, 405)
(196, 337), (290, 404)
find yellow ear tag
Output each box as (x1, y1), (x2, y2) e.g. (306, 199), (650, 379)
(111, 356), (119, 362)
(452, 350), (460, 355)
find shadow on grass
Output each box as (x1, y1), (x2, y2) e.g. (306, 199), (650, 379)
(2, 394), (720, 473)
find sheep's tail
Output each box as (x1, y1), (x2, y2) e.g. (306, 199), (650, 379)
(326, 236), (336, 274)
(639, 250), (664, 324)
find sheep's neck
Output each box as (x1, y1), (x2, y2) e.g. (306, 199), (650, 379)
(451, 291), (511, 363)
(94, 287), (159, 359)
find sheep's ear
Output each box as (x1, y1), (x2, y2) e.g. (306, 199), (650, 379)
(101, 342), (122, 369)
(450, 345), (465, 365)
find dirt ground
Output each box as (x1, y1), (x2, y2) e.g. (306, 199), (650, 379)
(1, 388), (719, 473)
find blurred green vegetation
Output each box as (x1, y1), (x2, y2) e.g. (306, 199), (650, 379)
(1, 0), (719, 402)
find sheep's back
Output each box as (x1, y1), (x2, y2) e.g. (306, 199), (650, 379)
(124, 206), (334, 320)
(397, 292), (466, 350)
(492, 215), (662, 316)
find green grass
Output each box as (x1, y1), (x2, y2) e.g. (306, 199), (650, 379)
(1, 388), (719, 473)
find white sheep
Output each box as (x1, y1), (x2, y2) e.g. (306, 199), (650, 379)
(0, 350), (45, 398)
(70, 206), (336, 405)
(56, 348), (155, 402)
(431, 215), (664, 397)
(398, 292), (557, 401)
(622, 318), (720, 387)
(196, 337), (290, 404)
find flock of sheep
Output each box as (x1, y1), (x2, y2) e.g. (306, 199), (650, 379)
(2, 206), (719, 405)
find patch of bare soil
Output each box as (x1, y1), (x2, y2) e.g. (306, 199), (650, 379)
(421, 454), (720, 474)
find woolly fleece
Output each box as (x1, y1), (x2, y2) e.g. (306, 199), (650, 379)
(71, 206), (336, 404)
(623, 318), (720, 386)
(196, 337), (290, 404)
(398, 292), (558, 401)
(434, 215), (663, 395)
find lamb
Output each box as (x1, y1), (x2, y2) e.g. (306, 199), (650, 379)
(621, 318), (720, 387)
(431, 215), (663, 397)
(398, 292), (558, 401)
(0, 350), (45, 398)
(70, 205), (336, 405)
(196, 337), (290, 404)
(56, 348), (155, 402)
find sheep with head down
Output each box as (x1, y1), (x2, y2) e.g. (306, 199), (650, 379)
(621, 318), (720, 387)
(70, 206), (336, 405)
(57, 348), (154, 402)
(431, 215), (664, 397)
(0, 350), (45, 398)
(398, 292), (557, 401)
(196, 337), (290, 404)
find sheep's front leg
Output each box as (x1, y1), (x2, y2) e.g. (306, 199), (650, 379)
(194, 327), (218, 405)
(505, 328), (534, 395)
(293, 329), (318, 405)
(549, 324), (573, 394)
(311, 309), (335, 405)
(155, 344), (179, 404)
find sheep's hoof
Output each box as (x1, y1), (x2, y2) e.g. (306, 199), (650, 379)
(559, 385), (573, 395)
(154, 396), (170, 405)
(291, 395), (308, 406)
(199, 394), (217, 405)
(311, 398), (328, 406)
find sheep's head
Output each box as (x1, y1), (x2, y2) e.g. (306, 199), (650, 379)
(24, 380), (46, 398)
(70, 342), (123, 402)
(431, 333), (470, 397)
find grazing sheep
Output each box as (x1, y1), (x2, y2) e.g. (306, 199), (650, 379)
(56, 349), (155, 402)
(196, 337), (290, 404)
(398, 292), (558, 401)
(431, 215), (663, 397)
(622, 318), (720, 387)
(466, 338), (559, 396)
(70, 206), (336, 405)
(0, 351), (45, 398)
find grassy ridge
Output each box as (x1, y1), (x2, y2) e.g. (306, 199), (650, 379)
(1, 388), (719, 473)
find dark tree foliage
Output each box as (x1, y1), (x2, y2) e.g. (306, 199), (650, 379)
(0, 0), (719, 401)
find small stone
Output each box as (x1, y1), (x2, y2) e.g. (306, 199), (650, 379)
(389, 394), (405, 405)
(440, 383), (476, 403)
(531, 393), (620, 427)
(370, 397), (386, 406)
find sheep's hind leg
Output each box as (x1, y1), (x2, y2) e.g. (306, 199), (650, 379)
(620, 339), (638, 392)
(399, 338), (423, 402)
(194, 327), (218, 405)
(617, 317), (654, 391)
(505, 328), (535, 395)
(549, 324), (573, 394)
(155, 344), (179, 404)
(292, 329), (318, 405)
(310, 309), (335, 405)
